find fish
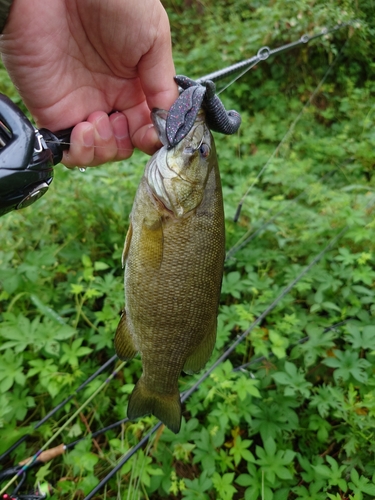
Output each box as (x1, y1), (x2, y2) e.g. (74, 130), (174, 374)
(115, 107), (225, 434)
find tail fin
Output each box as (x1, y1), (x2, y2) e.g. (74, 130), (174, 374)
(127, 376), (181, 434)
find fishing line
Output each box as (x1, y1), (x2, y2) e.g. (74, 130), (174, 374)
(215, 60), (259, 97)
(0, 361), (126, 497)
(44, 140), (135, 155)
(226, 158), (354, 261)
(0, 354), (118, 463)
(227, 189), (307, 261)
(233, 39), (349, 223)
(65, 416), (129, 451)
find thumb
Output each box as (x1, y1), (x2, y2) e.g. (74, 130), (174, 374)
(138, 9), (179, 112)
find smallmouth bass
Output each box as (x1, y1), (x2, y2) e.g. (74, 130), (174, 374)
(115, 108), (225, 433)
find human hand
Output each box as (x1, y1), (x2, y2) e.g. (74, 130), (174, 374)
(0, 0), (178, 167)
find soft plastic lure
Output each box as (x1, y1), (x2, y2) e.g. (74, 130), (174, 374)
(166, 75), (241, 148)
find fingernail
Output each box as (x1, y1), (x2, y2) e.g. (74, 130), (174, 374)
(97, 115), (112, 141)
(112, 113), (129, 140)
(83, 127), (94, 147)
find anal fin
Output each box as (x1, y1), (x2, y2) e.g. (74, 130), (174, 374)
(183, 320), (217, 374)
(114, 310), (138, 360)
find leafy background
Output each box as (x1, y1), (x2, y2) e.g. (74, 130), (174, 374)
(0, 0), (375, 499)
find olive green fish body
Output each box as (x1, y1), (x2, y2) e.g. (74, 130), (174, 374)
(115, 110), (224, 433)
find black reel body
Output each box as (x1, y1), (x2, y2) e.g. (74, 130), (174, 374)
(0, 94), (70, 216)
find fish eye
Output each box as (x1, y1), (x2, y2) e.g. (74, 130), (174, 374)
(199, 143), (210, 158)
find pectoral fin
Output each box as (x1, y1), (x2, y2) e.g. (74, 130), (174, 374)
(114, 310), (137, 360)
(121, 222), (133, 268)
(140, 217), (164, 269)
(183, 320), (217, 374)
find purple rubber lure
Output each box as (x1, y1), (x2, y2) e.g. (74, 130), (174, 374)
(166, 75), (241, 148)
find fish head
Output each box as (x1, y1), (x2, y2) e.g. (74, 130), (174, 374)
(145, 109), (216, 218)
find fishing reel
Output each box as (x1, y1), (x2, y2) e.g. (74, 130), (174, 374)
(0, 460), (53, 500)
(1, 482), (52, 500)
(0, 94), (71, 217)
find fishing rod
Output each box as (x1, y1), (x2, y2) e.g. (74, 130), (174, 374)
(0, 20), (357, 499)
(0, 22), (351, 218)
(0, 18), (353, 457)
(0, 312), (352, 499)
(0, 361), (127, 498)
(0, 354), (118, 463)
(197, 21), (353, 84)
(0, 312), (353, 500)
(0, 160), (356, 497)
(0, 416), (131, 500)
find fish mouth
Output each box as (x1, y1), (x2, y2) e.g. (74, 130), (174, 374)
(147, 109), (210, 218)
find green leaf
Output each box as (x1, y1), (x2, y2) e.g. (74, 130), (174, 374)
(94, 261), (110, 271)
(229, 436), (254, 466)
(273, 361), (312, 398)
(233, 375), (261, 400)
(256, 437), (295, 484)
(212, 472), (237, 500)
(323, 350), (371, 384)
